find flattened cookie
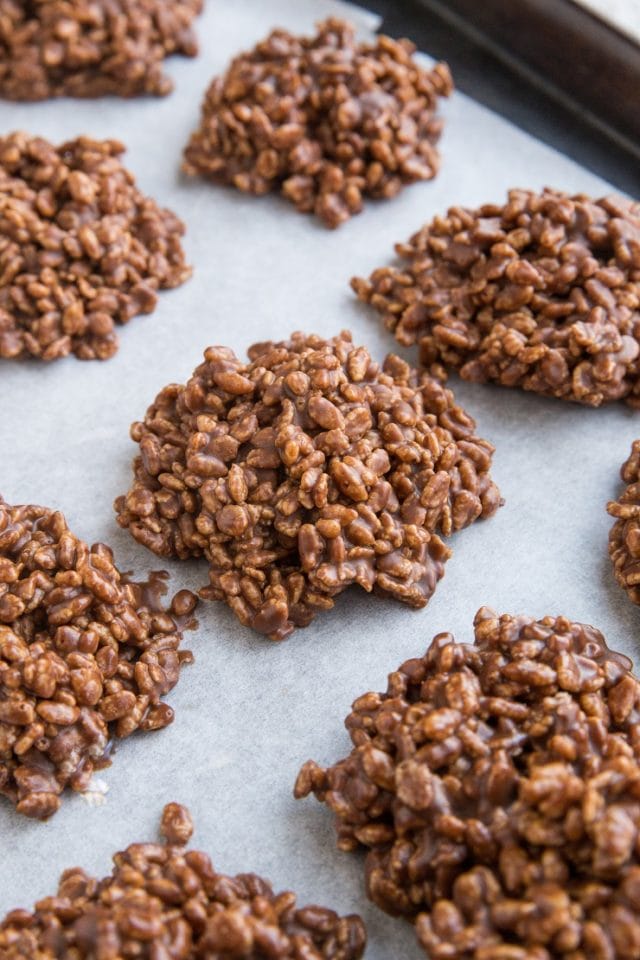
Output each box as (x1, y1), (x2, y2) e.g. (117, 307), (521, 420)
(0, 0), (202, 100)
(115, 331), (500, 640)
(0, 497), (196, 819)
(0, 133), (191, 361)
(296, 608), (640, 958)
(353, 189), (640, 406)
(184, 18), (452, 228)
(608, 440), (640, 603)
(0, 802), (367, 959)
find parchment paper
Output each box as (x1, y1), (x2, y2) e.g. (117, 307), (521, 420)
(0, 2), (637, 956)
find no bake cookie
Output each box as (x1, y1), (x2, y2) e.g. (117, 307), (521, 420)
(184, 18), (452, 228)
(297, 608), (640, 958)
(353, 189), (640, 406)
(0, 497), (195, 819)
(115, 331), (500, 640)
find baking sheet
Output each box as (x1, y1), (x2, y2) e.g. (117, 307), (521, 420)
(0, 1), (637, 955)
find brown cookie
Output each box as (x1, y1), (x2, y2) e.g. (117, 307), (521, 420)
(608, 440), (640, 603)
(0, 132), (191, 361)
(296, 608), (640, 958)
(183, 18), (452, 228)
(0, 497), (196, 819)
(115, 331), (500, 640)
(353, 189), (640, 406)
(0, 0), (202, 100)
(0, 802), (367, 959)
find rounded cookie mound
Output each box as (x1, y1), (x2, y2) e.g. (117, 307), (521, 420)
(353, 188), (640, 406)
(608, 439), (640, 603)
(0, 132), (191, 361)
(296, 608), (640, 959)
(0, 802), (367, 960)
(0, 497), (196, 820)
(0, 0), (202, 100)
(115, 331), (500, 640)
(183, 18), (453, 228)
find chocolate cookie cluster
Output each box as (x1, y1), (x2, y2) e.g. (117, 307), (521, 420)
(115, 331), (500, 640)
(0, 803), (367, 959)
(608, 440), (640, 604)
(0, 498), (196, 820)
(353, 189), (640, 406)
(184, 18), (453, 228)
(0, 133), (191, 361)
(0, 0), (202, 100)
(296, 608), (640, 959)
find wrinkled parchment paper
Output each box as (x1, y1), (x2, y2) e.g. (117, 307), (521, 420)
(0, 2), (636, 956)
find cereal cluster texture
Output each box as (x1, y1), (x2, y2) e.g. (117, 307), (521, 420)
(296, 608), (640, 959)
(608, 439), (640, 604)
(0, 497), (196, 820)
(0, 802), (367, 959)
(115, 331), (500, 641)
(0, 132), (191, 362)
(353, 189), (640, 406)
(183, 18), (453, 228)
(0, 0), (203, 100)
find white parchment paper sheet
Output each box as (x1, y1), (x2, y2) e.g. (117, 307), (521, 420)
(0, 2), (637, 956)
